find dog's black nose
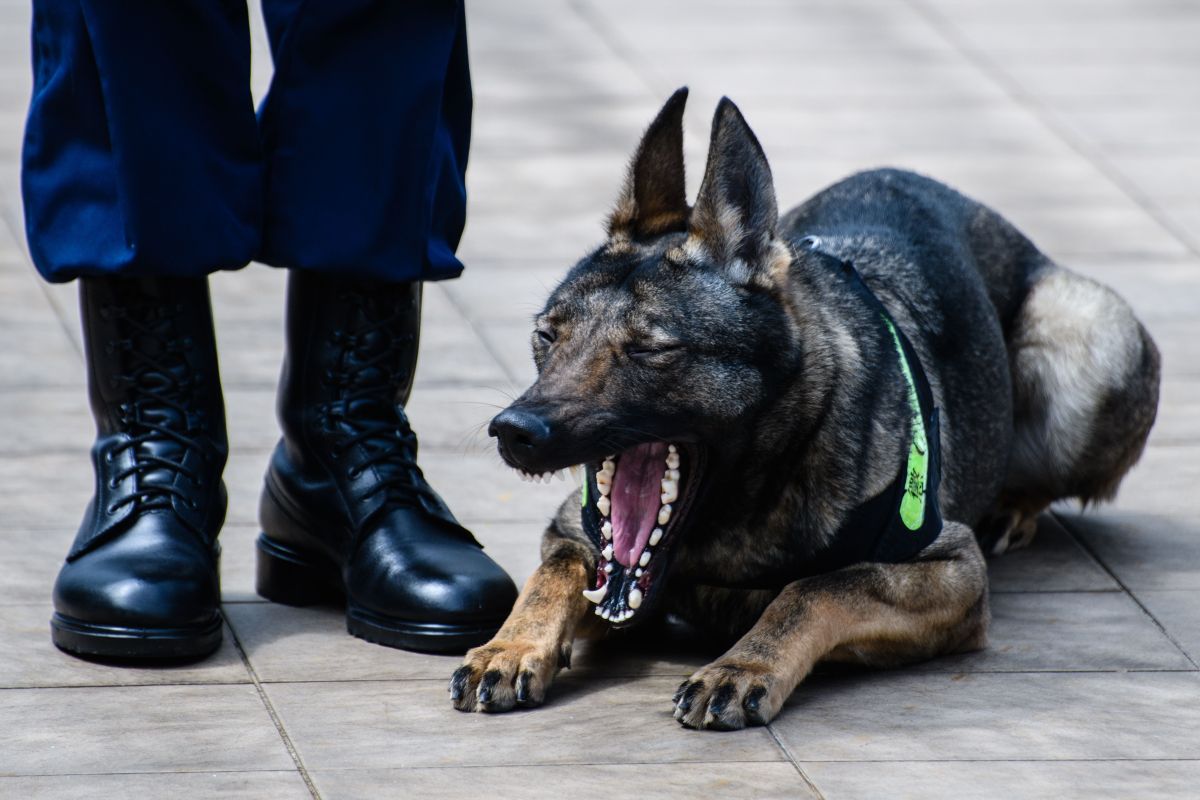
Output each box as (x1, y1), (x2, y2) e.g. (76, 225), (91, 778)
(489, 407), (552, 460)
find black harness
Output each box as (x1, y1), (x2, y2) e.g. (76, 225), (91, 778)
(809, 253), (944, 571)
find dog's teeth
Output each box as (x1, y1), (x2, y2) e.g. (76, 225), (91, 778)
(627, 587), (643, 610)
(597, 481), (611, 497)
(660, 478), (679, 504)
(666, 452), (680, 469)
(635, 568), (643, 577)
(595, 606), (605, 617)
(601, 520), (613, 540)
(597, 495), (611, 516)
(664, 468), (680, 482)
(569, 465), (583, 486)
(543, 473), (553, 484)
(582, 585), (607, 604)
(596, 470), (612, 487)
(639, 550), (651, 567)
(668, 444), (677, 454)
(658, 504), (672, 526)
(602, 544), (613, 560)
(604, 562), (614, 574)
(555, 470), (565, 482)
(649, 527), (663, 546)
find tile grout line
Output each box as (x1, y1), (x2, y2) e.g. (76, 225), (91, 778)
(766, 723), (828, 799)
(903, 0), (1200, 261)
(0, 203), (84, 362)
(435, 283), (523, 394)
(1053, 510), (1200, 670)
(225, 617), (324, 800)
(565, 0), (711, 156)
(564, 0), (667, 99)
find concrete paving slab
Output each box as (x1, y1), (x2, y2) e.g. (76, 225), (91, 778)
(0, 684), (293, 776)
(312, 763), (816, 800)
(0, 606), (248, 689)
(801, 759), (1200, 800)
(772, 671), (1200, 761)
(915, 590), (1192, 673)
(265, 676), (788, 771)
(987, 515), (1117, 593)
(1135, 590), (1200, 664)
(0, 772), (312, 800)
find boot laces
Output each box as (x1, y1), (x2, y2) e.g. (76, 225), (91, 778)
(102, 304), (208, 515)
(324, 294), (433, 509)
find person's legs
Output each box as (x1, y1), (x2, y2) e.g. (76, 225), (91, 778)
(254, 0), (516, 653)
(256, 0), (469, 280)
(22, 0), (260, 659)
(23, 0), (262, 281)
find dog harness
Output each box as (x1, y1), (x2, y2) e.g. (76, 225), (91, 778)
(808, 244), (945, 570)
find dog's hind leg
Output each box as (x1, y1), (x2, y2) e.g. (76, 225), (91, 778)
(450, 513), (603, 713)
(672, 521), (988, 730)
(983, 266), (1160, 555)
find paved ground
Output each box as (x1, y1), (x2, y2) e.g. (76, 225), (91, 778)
(1, 0), (1198, 797)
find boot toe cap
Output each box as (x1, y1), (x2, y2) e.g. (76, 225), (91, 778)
(349, 533), (518, 624)
(53, 519), (220, 631)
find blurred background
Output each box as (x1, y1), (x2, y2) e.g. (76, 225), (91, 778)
(1, 1), (1198, 797)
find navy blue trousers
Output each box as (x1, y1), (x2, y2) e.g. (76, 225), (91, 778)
(22, 0), (471, 283)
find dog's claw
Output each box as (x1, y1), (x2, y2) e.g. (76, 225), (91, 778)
(743, 685), (768, 725)
(515, 671), (531, 704)
(478, 670), (502, 705)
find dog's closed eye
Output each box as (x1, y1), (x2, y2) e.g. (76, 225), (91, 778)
(626, 342), (684, 364)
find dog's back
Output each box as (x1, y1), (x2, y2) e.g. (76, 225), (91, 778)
(781, 168), (1160, 552)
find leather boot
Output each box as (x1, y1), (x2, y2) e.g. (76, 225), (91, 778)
(52, 277), (228, 660)
(257, 271), (517, 653)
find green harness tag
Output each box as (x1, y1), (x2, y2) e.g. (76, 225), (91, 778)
(883, 316), (928, 531)
(581, 476), (589, 508)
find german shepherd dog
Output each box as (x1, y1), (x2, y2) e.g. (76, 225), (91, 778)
(449, 88), (1160, 730)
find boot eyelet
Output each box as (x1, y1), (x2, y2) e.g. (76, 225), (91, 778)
(104, 451), (114, 463)
(108, 478), (119, 489)
(348, 467), (362, 479)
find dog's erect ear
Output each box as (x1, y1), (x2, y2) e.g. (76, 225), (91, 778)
(607, 87), (690, 240)
(689, 98), (778, 267)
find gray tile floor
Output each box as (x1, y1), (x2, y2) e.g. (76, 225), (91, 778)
(0, 1), (1197, 797)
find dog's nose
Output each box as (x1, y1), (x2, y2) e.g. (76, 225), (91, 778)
(489, 407), (552, 460)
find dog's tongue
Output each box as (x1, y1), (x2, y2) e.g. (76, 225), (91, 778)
(611, 442), (669, 567)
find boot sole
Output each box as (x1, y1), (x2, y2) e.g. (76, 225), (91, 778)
(257, 485), (503, 654)
(51, 612), (223, 661)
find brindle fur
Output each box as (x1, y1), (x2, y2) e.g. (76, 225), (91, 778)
(450, 89), (1160, 729)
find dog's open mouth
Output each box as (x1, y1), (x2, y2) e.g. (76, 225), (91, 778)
(581, 441), (701, 626)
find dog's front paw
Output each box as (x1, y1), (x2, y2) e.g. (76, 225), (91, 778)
(450, 638), (566, 713)
(672, 661), (784, 730)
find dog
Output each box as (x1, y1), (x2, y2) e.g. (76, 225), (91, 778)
(449, 88), (1160, 730)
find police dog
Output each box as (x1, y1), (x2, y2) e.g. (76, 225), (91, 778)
(450, 88), (1160, 730)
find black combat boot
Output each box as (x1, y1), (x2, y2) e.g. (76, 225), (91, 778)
(257, 271), (517, 653)
(52, 277), (228, 660)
